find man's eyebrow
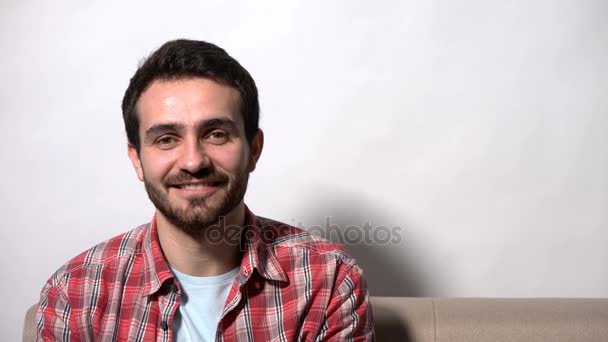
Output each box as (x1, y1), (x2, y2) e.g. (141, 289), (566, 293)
(197, 118), (239, 131)
(143, 123), (185, 141)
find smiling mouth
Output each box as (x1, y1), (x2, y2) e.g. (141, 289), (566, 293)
(179, 183), (218, 190)
(172, 181), (224, 190)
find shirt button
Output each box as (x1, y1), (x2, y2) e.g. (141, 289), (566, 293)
(244, 269), (248, 276)
(160, 320), (168, 331)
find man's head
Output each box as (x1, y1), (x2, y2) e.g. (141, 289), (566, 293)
(123, 40), (263, 234)
(122, 39), (260, 152)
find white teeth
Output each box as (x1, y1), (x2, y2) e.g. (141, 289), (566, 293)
(182, 184), (206, 190)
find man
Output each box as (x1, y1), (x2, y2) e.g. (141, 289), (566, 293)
(36, 39), (374, 341)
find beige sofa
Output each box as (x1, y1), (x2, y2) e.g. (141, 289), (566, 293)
(24, 297), (608, 341)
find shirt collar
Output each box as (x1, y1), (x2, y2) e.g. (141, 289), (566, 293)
(141, 205), (287, 297)
(142, 215), (174, 296)
(240, 206), (288, 283)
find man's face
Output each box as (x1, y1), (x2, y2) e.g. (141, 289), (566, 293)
(128, 77), (263, 234)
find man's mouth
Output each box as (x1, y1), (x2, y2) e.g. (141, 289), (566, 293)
(171, 181), (225, 190)
(177, 182), (221, 190)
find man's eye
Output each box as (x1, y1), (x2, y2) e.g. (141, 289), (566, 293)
(207, 130), (229, 144)
(155, 136), (177, 147)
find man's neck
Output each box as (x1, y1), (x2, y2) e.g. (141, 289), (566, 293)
(155, 203), (245, 277)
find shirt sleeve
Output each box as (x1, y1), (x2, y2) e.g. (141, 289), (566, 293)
(318, 263), (375, 341)
(36, 281), (76, 342)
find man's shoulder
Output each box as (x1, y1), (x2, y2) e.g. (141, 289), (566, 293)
(255, 216), (357, 267)
(46, 222), (151, 287)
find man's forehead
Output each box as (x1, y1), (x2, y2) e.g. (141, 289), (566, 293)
(141, 77), (241, 101)
(136, 77), (244, 130)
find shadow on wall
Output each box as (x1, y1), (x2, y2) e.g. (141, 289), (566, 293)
(297, 188), (430, 297)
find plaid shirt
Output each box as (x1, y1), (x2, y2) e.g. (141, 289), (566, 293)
(36, 207), (375, 341)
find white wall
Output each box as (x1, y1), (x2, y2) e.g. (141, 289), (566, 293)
(1, 0), (607, 340)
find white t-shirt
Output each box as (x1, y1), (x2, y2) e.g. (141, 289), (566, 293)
(171, 266), (240, 342)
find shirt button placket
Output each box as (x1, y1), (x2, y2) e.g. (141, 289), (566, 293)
(159, 282), (179, 340)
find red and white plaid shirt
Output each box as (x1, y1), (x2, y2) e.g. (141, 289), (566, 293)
(36, 207), (375, 341)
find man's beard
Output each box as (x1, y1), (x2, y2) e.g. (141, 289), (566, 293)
(143, 166), (249, 237)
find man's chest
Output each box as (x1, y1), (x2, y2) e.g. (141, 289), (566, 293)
(114, 280), (327, 341)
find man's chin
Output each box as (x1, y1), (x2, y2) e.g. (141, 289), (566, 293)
(161, 207), (222, 231)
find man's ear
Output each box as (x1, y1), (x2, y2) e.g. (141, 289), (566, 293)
(128, 144), (145, 182)
(247, 129), (264, 172)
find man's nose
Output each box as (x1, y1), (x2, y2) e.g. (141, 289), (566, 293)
(178, 139), (210, 174)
